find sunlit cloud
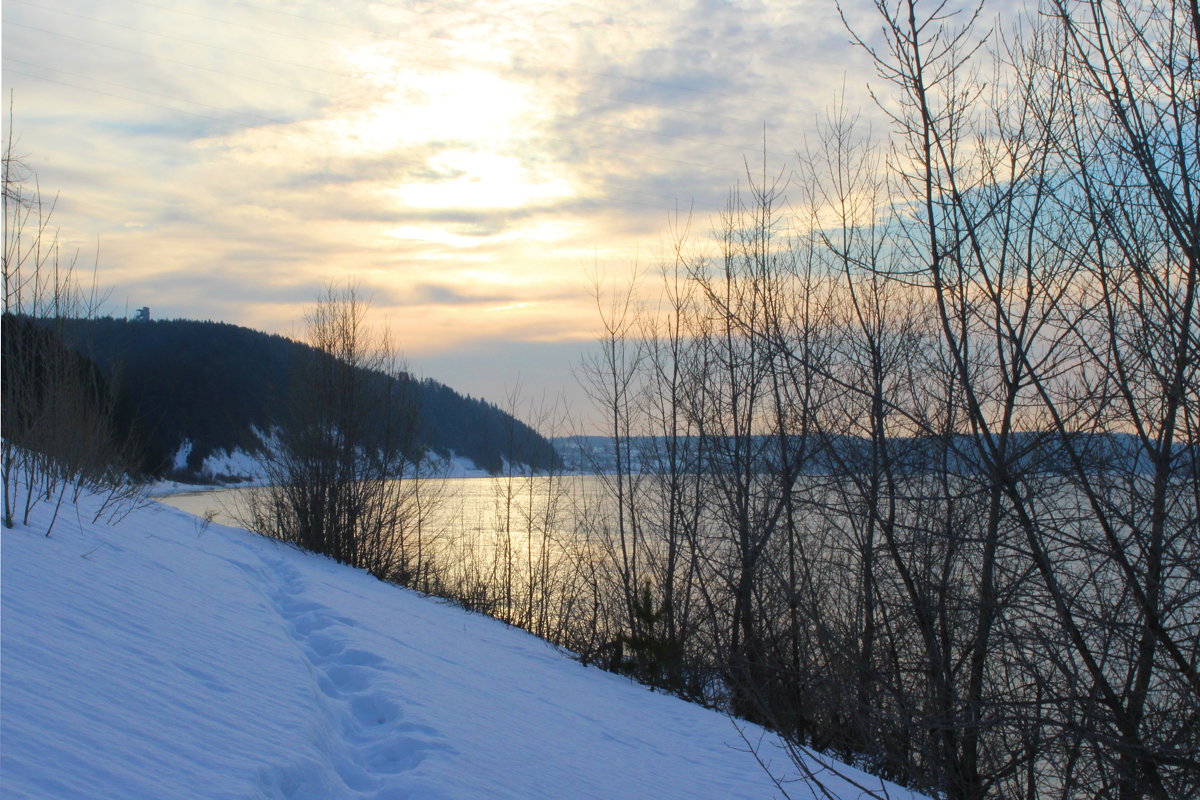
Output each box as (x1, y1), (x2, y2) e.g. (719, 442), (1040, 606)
(2, 0), (883, 415)
(385, 150), (574, 211)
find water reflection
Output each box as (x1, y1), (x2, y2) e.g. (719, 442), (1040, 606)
(156, 475), (600, 637)
(158, 476), (591, 555)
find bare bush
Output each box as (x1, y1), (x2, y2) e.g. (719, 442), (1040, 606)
(2, 119), (147, 533)
(243, 284), (431, 583)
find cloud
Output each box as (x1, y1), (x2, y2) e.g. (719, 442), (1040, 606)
(399, 280), (582, 308)
(3, 0), (894, 416)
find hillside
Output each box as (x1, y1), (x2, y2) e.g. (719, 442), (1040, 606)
(50, 317), (560, 479)
(0, 486), (921, 800)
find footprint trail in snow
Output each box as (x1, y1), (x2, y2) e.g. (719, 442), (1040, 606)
(256, 556), (454, 800)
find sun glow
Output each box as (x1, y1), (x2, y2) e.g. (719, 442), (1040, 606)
(334, 63), (539, 150)
(387, 149), (572, 211)
(329, 51), (578, 223)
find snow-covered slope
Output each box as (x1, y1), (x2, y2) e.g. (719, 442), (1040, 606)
(1, 487), (920, 800)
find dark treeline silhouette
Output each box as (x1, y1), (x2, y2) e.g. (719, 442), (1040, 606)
(419, 378), (559, 475)
(49, 317), (560, 479)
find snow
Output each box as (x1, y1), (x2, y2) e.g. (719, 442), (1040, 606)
(437, 452), (492, 479)
(171, 439), (194, 472)
(163, 443), (495, 487)
(2, 485), (922, 800)
(198, 446), (264, 483)
(166, 440), (266, 485)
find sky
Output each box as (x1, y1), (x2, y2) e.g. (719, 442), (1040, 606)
(2, 0), (886, 429)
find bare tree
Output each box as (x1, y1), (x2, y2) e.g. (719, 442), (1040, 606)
(579, 272), (649, 660)
(830, 0), (1200, 796)
(410, 4), (1198, 797)
(244, 284), (424, 583)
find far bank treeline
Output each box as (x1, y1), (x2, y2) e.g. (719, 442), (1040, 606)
(15, 316), (560, 479)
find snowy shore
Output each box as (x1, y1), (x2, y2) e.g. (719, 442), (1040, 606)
(1, 486), (920, 799)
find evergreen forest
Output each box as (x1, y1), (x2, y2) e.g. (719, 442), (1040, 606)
(40, 316), (561, 479)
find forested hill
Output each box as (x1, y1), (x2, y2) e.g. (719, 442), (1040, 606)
(54, 317), (560, 479)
